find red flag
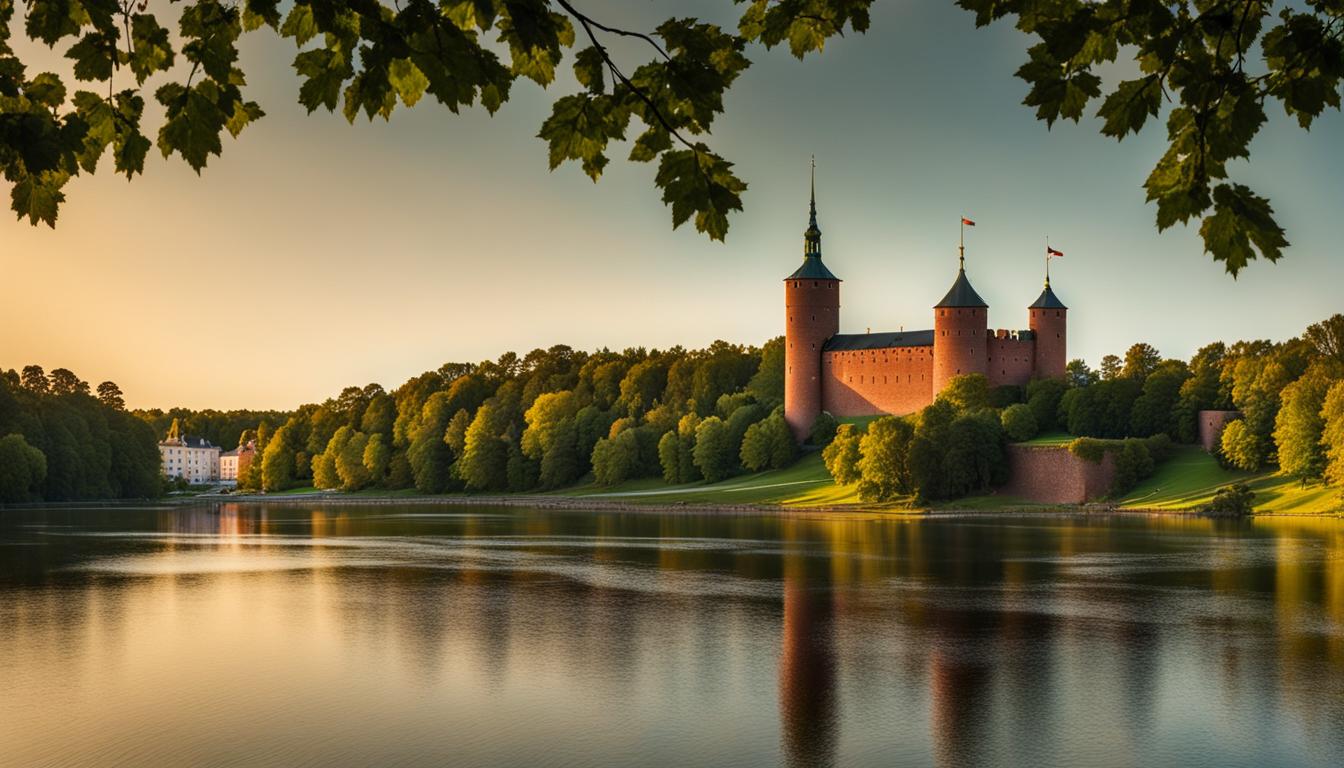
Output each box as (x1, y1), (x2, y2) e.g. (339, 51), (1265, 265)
(1047, 246), (1064, 257)
(961, 217), (976, 226)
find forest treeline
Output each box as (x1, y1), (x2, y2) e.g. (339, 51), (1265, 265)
(0, 368), (159, 502)
(232, 340), (793, 494)
(823, 314), (1344, 503)
(4, 313), (1342, 506)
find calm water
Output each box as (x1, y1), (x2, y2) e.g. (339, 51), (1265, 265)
(2, 504), (1343, 768)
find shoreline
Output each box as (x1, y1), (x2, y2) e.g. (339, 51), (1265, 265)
(154, 490), (1342, 519)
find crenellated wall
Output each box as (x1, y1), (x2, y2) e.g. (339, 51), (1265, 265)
(986, 331), (1036, 387)
(821, 346), (935, 417)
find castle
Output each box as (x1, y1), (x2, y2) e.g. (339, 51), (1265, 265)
(783, 179), (1069, 441)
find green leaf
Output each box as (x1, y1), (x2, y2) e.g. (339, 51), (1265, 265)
(243, 0), (282, 31)
(739, 0), (873, 59)
(654, 146), (747, 241)
(25, 0), (83, 46)
(629, 127), (671, 163)
(224, 100), (264, 138)
(388, 59), (429, 108)
(180, 3), (242, 83)
(538, 93), (630, 180)
(573, 46), (605, 94)
(1016, 44), (1101, 127)
(130, 14), (175, 84)
(497, 7), (574, 87)
(1096, 76), (1161, 139)
(10, 170), (68, 227)
(65, 32), (116, 82)
(280, 4), (319, 46)
(294, 48), (350, 112)
(155, 80), (228, 172)
(1199, 184), (1289, 277)
(25, 72), (67, 108)
(72, 90), (113, 172)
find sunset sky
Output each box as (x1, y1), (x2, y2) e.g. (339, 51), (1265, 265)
(3, 1), (1341, 411)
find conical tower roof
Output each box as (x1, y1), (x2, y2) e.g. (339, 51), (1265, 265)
(1029, 279), (1067, 310)
(935, 268), (987, 308)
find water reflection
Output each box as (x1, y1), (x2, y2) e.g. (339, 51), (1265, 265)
(1, 505), (1343, 767)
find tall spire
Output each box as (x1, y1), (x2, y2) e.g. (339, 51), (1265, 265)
(804, 156), (821, 257)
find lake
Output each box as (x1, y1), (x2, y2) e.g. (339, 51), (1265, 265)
(2, 503), (1342, 767)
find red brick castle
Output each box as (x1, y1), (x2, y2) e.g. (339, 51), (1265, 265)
(783, 177), (1068, 440)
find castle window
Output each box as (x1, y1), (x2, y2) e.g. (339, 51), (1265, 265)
(811, 315), (815, 321)
(1056, 311), (1061, 317)
(813, 281), (818, 287)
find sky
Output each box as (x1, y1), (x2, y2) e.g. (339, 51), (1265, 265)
(3, 2), (1341, 411)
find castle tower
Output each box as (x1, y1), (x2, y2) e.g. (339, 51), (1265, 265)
(784, 161), (840, 442)
(1029, 276), (1068, 379)
(932, 246), (989, 395)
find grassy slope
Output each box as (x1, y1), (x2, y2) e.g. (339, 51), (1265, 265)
(554, 451), (867, 507)
(1117, 446), (1343, 514)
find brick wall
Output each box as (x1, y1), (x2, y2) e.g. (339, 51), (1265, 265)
(999, 444), (1116, 504)
(821, 346), (935, 417)
(932, 307), (988, 393)
(986, 332), (1035, 387)
(1197, 410), (1240, 453)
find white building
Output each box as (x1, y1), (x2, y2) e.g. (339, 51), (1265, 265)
(159, 434), (221, 484)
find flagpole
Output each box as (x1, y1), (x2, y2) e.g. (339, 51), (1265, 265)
(1045, 235), (1050, 286)
(959, 217), (965, 271)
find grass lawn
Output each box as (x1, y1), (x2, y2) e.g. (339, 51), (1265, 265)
(1020, 431), (1074, 447)
(557, 451), (871, 507)
(1117, 446), (1343, 514)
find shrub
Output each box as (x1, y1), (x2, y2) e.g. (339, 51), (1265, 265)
(989, 385), (1024, 409)
(1068, 437), (1108, 463)
(1001, 403), (1038, 442)
(1112, 439), (1154, 496)
(807, 411), (839, 447)
(1202, 483), (1256, 516)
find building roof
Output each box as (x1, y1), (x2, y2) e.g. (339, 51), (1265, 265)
(823, 330), (935, 351)
(787, 255), (840, 281)
(160, 435), (216, 449)
(934, 268), (988, 308)
(1028, 281), (1068, 310)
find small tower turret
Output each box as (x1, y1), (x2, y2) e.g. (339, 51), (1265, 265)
(784, 159), (840, 442)
(1029, 275), (1068, 379)
(932, 223), (989, 394)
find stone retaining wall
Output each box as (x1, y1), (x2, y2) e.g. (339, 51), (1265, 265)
(1000, 444), (1117, 504)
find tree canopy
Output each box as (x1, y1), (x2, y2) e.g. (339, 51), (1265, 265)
(4, 1), (1337, 272)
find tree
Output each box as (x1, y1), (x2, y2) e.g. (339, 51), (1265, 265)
(592, 429), (640, 485)
(312, 451), (340, 490)
(746, 336), (785, 407)
(692, 416), (734, 483)
(1229, 357), (1292, 469)
(1220, 419), (1262, 471)
(538, 417), (580, 488)
(1065, 359), (1096, 388)
(363, 433), (390, 485)
(821, 423), (862, 485)
(1305, 315), (1344, 366)
(1274, 366), (1338, 483)
(856, 417), (914, 501)
(657, 430), (681, 483)
(1130, 362), (1190, 438)
(1099, 355), (1122, 381)
(47, 368), (89, 396)
(96, 381), (125, 410)
(20, 366), (48, 394)
(461, 403), (509, 491)
(1001, 403), (1038, 442)
(0, 433), (47, 502)
(1121, 344), (1161, 381)
(335, 430), (371, 491)
(961, 0), (1343, 274)
(1321, 381), (1344, 488)
(260, 425), (296, 492)
(1026, 377), (1066, 432)
(940, 374), (991, 413)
